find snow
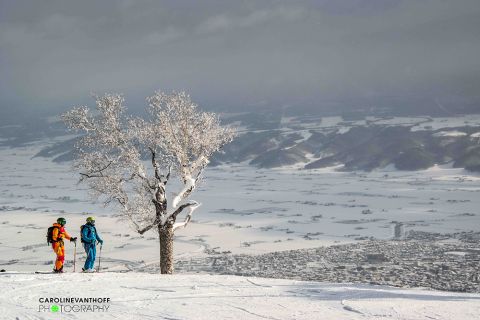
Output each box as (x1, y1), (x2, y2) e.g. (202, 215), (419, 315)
(0, 272), (478, 319)
(171, 174), (196, 210)
(410, 114), (480, 131)
(365, 116), (428, 127)
(1, 116), (480, 318)
(1, 143), (480, 262)
(278, 114), (480, 135)
(235, 114), (480, 155)
(172, 200), (201, 231)
(433, 131), (468, 137)
(291, 129), (313, 144)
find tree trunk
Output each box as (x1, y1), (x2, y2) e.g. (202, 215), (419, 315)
(159, 224), (174, 274)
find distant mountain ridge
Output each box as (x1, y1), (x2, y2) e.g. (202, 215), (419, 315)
(213, 124), (480, 172)
(220, 113), (480, 172)
(8, 113), (480, 173)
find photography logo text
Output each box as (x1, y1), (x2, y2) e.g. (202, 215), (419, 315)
(38, 297), (110, 313)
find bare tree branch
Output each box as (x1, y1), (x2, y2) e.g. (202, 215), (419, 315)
(170, 201), (200, 223)
(172, 201), (201, 231)
(79, 160), (113, 179)
(80, 172), (103, 179)
(137, 219), (161, 234)
(165, 166), (171, 183)
(128, 215), (161, 235)
(149, 147), (162, 181)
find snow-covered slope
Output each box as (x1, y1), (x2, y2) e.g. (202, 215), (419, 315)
(0, 272), (479, 320)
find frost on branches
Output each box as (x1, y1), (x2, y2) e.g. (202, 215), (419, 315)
(62, 91), (235, 273)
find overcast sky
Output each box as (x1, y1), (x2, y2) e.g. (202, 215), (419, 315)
(1, 0), (479, 115)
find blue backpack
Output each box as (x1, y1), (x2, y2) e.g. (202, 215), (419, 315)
(80, 224), (96, 244)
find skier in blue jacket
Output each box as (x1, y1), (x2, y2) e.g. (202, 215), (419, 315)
(81, 216), (104, 272)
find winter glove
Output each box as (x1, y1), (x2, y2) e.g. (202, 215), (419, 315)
(70, 237), (77, 243)
(98, 239), (104, 245)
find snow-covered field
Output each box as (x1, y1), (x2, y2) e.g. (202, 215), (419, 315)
(0, 272), (479, 320)
(1, 137), (480, 319)
(0, 143), (479, 272)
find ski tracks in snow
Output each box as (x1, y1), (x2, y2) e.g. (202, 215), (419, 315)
(0, 273), (479, 319)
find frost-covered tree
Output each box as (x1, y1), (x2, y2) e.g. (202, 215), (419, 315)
(62, 91), (235, 274)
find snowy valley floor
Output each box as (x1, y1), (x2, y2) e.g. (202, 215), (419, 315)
(1, 145), (480, 318)
(1, 210), (479, 294)
(1, 272), (479, 320)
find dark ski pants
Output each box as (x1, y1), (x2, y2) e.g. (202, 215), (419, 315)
(83, 242), (96, 270)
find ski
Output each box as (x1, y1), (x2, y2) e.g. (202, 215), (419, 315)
(1, 271), (58, 275)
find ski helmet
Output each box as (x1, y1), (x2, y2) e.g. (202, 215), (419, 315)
(57, 217), (66, 225)
(86, 216), (96, 223)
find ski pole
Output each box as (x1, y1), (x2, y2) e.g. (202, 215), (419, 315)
(73, 241), (77, 272)
(97, 243), (102, 272)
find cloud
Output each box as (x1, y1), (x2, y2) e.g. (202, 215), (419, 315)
(0, 0), (479, 114)
(197, 6), (305, 34)
(144, 27), (183, 45)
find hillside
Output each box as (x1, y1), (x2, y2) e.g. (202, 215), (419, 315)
(217, 115), (480, 171)
(31, 114), (480, 172)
